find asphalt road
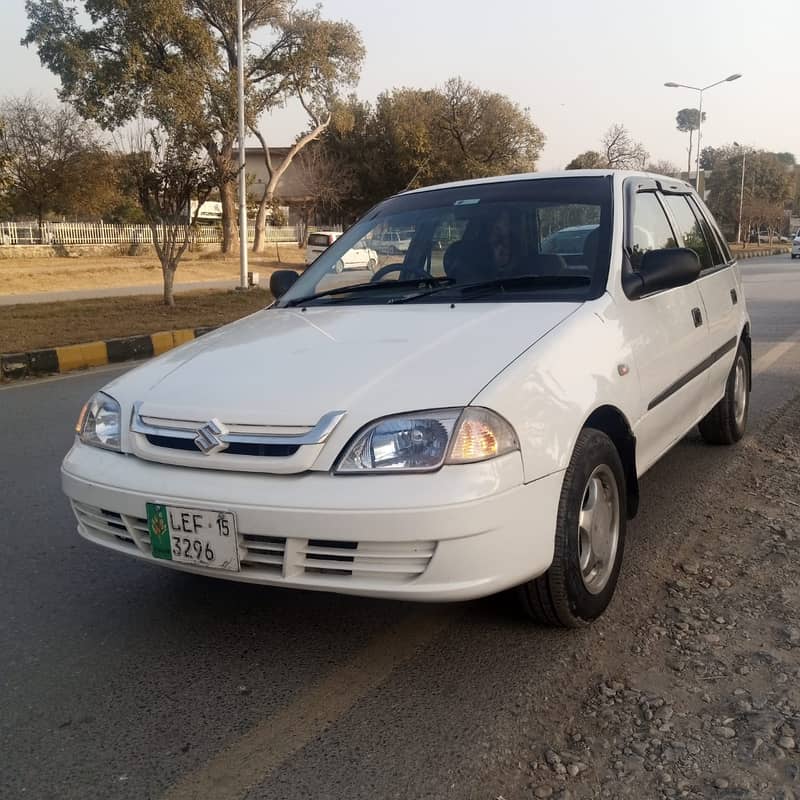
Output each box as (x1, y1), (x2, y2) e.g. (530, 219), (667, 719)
(2, 254), (800, 800)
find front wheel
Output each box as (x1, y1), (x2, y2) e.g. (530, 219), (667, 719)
(698, 341), (750, 445)
(517, 429), (626, 627)
(334, 259), (345, 274)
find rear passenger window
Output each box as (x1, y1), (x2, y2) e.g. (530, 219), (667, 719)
(691, 197), (731, 265)
(663, 195), (714, 271)
(629, 192), (677, 269)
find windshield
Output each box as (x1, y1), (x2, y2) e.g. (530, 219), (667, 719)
(278, 176), (613, 307)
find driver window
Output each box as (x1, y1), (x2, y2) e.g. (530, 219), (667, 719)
(629, 192), (677, 269)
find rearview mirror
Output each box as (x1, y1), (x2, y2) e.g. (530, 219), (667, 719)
(269, 270), (299, 300)
(624, 248), (701, 300)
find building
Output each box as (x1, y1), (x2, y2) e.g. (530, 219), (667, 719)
(233, 146), (314, 225)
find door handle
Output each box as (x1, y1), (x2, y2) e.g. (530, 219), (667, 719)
(730, 289), (738, 305)
(692, 307), (703, 328)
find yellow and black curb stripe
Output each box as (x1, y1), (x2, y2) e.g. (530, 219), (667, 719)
(1, 327), (216, 382)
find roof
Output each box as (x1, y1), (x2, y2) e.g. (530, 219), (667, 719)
(400, 169), (694, 196)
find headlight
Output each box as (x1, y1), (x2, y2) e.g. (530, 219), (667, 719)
(76, 391), (122, 451)
(335, 408), (518, 473)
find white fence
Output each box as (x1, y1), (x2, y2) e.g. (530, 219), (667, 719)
(0, 221), (340, 246)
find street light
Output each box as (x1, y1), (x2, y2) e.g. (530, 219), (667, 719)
(664, 73), (742, 192)
(733, 141), (747, 245)
(236, 0), (248, 290)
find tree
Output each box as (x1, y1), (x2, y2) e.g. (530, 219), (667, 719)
(700, 146), (719, 171)
(248, 8), (364, 252)
(675, 109), (706, 177)
(319, 78), (545, 215)
(706, 146), (794, 241)
(646, 159), (681, 177)
(565, 151), (606, 170)
(602, 124), (649, 170)
(0, 95), (115, 228)
(124, 127), (216, 306)
(25, 0), (352, 254)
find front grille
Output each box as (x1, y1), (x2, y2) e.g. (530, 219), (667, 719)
(72, 501), (435, 584)
(145, 435), (300, 458)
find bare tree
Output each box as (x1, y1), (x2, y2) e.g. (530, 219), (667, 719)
(123, 127), (216, 306)
(646, 159), (681, 177)
(293, 141), (355, 244)
(602, 124), (649, 170)
(0, 95), (110, 230)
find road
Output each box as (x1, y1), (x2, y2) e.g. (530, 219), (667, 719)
(2, 254), (799, 800)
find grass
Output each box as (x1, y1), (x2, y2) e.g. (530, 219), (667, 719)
(0, 243), (304, 296)
(0, 288), (273, 353)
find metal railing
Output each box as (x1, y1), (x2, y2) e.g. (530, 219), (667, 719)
(0, 221), (341, 246)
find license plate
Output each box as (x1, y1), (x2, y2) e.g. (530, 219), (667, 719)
(146, 503), (239, 572)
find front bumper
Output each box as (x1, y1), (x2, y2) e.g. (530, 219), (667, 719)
(61, 442), (563, 601)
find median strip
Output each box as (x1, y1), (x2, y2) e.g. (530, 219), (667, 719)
(1, 326), (216, 381)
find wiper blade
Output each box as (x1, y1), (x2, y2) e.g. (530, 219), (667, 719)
(394, 273), (591, 303)
(282, 276), (454, 307)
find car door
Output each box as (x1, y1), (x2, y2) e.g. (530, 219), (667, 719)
(661, 192), (740, 403)
(619, 181), (712, 473)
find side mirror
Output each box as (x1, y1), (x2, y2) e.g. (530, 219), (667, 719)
(269, 269), (299, 300)
(624, 248), (701, 300)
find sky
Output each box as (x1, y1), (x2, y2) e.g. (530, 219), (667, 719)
(3, 0), (799, 171)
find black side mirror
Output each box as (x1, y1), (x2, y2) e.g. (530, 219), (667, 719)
(624, 248), (701, 300)
(269, 270), (299, 300)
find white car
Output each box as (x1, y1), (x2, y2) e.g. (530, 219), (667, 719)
(792, 230), (800, 259)
(305, 231), (378, 272)
(370, 230), (413, 255)
(63, 170), (751, 627)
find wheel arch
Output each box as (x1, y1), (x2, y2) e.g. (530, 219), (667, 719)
(583, 405), (639, 519)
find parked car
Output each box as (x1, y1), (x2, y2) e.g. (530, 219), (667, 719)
(792, 231), (800, 259)
(305, 231), (378, 272)
(541, 224), (599, 255)
(370, 230), (413, 255)
(63, 171), (751, 627)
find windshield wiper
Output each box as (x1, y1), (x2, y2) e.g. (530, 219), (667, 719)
(392, 274), (591, 303)
(282, 276), (454, 307)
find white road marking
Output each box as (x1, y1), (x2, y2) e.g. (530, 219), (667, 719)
(162, 609), (452, 800)
(753, 328), (800, 377)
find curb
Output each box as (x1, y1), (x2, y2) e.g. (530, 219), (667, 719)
(1, 326), (217, 382)
(732, 247), (791, 260)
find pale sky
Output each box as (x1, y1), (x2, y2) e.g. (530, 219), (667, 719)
(3, 0), (799, 170)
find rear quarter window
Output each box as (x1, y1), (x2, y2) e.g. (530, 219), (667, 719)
(308, 234), (331, 247)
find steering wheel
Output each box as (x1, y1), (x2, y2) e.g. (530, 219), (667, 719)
(370, 263), (430, 283)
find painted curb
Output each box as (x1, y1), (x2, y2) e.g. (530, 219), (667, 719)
(1, 326), (216, 382)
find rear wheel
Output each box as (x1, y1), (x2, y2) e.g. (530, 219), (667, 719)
(334, 259), (345, 274)
(698, 341), (750, 445)
(517, 429), (626, 627)
(367, 257), (377, 273)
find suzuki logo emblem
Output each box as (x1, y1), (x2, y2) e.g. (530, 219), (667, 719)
(194, 419), (229, 455)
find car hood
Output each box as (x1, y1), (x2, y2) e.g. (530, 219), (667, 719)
(106, 303), (580, 427)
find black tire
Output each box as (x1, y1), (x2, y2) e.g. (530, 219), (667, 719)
(698, 341), (750, 445)
(334, 259), (345, 274)
(517, 429), (627, 627)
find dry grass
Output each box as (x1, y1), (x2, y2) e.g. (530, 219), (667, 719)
(1, 288), (273, 353)
(0, 243), (304, 296)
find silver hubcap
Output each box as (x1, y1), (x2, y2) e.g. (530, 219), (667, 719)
(577, 465), (620, 595)
(733, 355), (747, 428)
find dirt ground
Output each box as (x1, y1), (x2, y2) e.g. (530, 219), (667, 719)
(478, 398), (800, 800)
(0, 244), (304, 296)
(0, 288), (272, 352)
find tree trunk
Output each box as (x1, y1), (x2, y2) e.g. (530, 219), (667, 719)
(219, 180), (239, 255)
(162, 265), (176, 307)
(687, 129), (694, 178)
(252, 188), (273, 253)
(251, 117), (331, 253)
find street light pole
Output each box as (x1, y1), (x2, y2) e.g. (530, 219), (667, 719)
(664, 74), (742, 193)
(734, 142), (747, 245)
(236, 0), (248, 290)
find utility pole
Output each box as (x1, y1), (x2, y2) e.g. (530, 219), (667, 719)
(236, 0), (249, 289)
